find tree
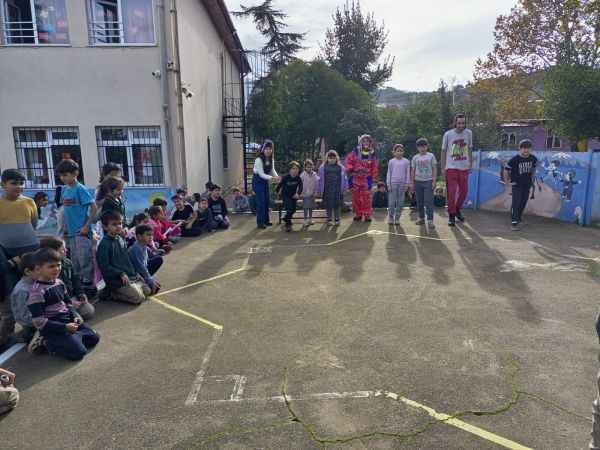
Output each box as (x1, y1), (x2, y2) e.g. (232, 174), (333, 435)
(438, 80), (454, 134)
(246, 60), (374, 164)
(233, 0), (305, 69)
(545, 64), (600, 143)
(322, 0), (394, 92)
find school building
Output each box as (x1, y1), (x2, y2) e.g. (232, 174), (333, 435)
(0, 0), (249, 194)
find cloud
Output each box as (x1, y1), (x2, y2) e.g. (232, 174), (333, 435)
(225, 0), (516, 91)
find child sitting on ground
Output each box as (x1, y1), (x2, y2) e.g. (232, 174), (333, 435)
(201, 182), (215, 199)
(27, 248), (100, 361)
(371, 182), (389, 209)
(154, 199), (181, 239)
(128, 225), (162, 295)
(10, 253), (37, 347)
(195, 198), (216, 234)
(0, 367), (18, 415)
(276, 161), (303, 232)
(208, 185), (230, 230)
(171, 195), (203, 237)
(126, 212), (150, 246)
(434, 187), (447, 208)
(39, 237), (95, 319)
(147, 206), (174, 252)
(231, 188), (250, 213)
(97, 211), (150, 304)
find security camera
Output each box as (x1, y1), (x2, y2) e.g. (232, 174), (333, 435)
(151, 70), (161, 79)
(181, 86), (194, 99)
(166, 61), (175, 70)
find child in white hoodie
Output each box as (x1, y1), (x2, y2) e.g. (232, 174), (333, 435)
(300, 160), (320, 227)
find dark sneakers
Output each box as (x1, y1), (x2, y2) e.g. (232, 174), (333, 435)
(455, 209), (465, 222)
(448, 214), (456, 227)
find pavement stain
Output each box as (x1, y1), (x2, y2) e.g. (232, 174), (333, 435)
(178, 356), (590, 449)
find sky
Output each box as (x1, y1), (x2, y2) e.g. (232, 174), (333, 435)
(224, 0), (517, 92)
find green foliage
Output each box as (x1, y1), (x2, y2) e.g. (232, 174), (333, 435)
(233, 0), (305, 68)
(246, 60), (374, 165)
(322, 0), (394, 92)
(545, 65), (600, 140)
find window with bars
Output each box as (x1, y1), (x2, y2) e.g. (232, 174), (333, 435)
(546, 130), (561, 149)
(13, 127), (83, 188)
(87, 0), (155, 45)
(1, 0), (70, 45)
(96, 126), (165, 186)
(222, 134), (229, 170)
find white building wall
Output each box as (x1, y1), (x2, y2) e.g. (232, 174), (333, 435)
(175, 0), (244, 193)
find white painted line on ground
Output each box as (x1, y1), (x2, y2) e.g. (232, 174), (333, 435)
(500, 260), (589, 273)
(185, 328), (223, 406)
(197, 390), (375, 404)
(0, 343), (26, 365)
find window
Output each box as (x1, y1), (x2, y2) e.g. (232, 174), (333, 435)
(546, 130), (561, 149)
(501, 133), (516, 149)
(88, 0), (155, 45)
(96, 127), (164, 186)
(13, 127), (83, 188)
(222, 134), (229, 170)
(2, 0), (69, 45)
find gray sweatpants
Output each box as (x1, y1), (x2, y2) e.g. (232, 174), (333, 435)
(66, 235), (95, 288)
(388, 183), (407, 220)
(415, 180), (434, 221)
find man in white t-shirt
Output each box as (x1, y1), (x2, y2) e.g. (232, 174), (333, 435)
(441, 113), (473, 226)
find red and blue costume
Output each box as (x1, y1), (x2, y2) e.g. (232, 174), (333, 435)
(345, 137), (378, 219)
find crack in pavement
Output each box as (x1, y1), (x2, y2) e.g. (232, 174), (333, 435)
(181, 356), (590, 449)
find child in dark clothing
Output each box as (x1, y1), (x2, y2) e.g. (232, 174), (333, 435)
(434, 188), (447, 208)
(27, 248), (100, 361)
(39, 237), (95, 319)
(128, 225), (162, 294)
(208, 185), (230, 230)
(97, 176), (126, 222)
(195, 198), (216, 233)
(33, 192), (49, 220)
(172, 195), (210, 237)
(505, 139), (538, 231)
(371, 182), (388, 209)
(276, 161), (303, 232)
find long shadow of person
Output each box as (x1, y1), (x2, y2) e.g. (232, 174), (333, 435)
(385, 224), (417, 280)
(452, 224), (540, 324)
(413, 228), (454, 285)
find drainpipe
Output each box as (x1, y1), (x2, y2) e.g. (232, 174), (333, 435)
(157, 0), (176, 188)
(169, 0), (187, 187)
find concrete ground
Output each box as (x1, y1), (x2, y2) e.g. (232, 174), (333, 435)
(1, 209), (600, 450)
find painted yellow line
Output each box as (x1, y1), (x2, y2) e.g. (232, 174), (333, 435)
(387, 393), (532, 450)
(150, 297), (223, 331)
(155, 267), (247, 297)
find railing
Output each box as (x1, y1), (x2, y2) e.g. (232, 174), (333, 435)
(88, 20), (123, 44)
(2, 20), (37, 44)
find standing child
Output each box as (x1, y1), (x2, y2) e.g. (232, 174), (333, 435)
(0, 169), (40, 350)
(345, 134), (378, 222)
(252, 140), (281, 229)
(411, 138), (437, 229)
(39, 237), (95, 320)
(56, 160), (97, 296)
(27, 248), (100, 361)
(318, 150), (347, 226)
(505, 139), (537, 231)
(276, 161), (303, 232)
(371, 182), (389, 209)
(208, 185), (230, 230)
(128, 225), (162, 294)
(300, 160), (319, 227)
(97, 176), (126, 223)
(97, 211), (150, 304)
(386, 144), (411, 224)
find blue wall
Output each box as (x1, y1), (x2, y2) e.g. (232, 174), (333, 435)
(466, 150), (598, 226)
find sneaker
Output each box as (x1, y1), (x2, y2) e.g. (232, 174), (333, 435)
(416, 218), (425, 225)
(309, 220), (315, 225)
(456, 209), (465, 222)
(266, 222), (274, 227)
(428, 220), (435, 229)
(258, 224), (267, 229)
(353, 216), (361, 221)
(365, 217), (372, 222)
(27, 330), (44, 354)
(387, 217), (395, 225)
(303, 219), (310, 227)
(285, 223), (292, 232)
(511, 222), (520, 231)
(334, 219), (341, 226)
(327, 220), (334, 226)
(448, 214), (456, 227)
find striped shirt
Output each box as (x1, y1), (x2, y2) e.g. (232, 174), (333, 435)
(0, 196), (39, 253)
(27, 279), (76, 335)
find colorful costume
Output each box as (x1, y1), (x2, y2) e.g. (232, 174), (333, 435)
(345, 136), (378, 219)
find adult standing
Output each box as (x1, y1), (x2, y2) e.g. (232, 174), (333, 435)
(252, 140), (280, 229)
(441, 113), (473, 227)
(345, 134), (378, 222)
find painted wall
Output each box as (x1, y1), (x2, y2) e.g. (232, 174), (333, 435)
(175, 1), (244, 194)
(466, 150), (598, 226)
(0, 1), (169, 186)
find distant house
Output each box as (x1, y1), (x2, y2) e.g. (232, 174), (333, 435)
(499, 120), (600, 151)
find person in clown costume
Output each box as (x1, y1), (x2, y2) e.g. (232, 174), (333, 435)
(345, 134), (378, 222)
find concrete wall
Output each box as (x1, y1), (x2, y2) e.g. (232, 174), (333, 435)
(175, 0), (243, 194)
(0, 1), (169, 187)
